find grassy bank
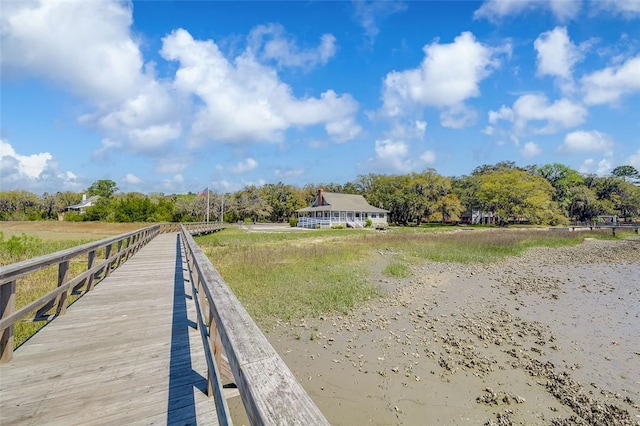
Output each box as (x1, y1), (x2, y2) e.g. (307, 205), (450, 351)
(197, 226), (630, 323)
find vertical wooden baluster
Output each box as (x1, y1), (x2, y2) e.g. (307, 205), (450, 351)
(104, 244), (113, 277)
(116, 240), (124, 268)
(56, 261), (70, 315)
(0, 280), (16, 363)
(86, 250), (97, 291)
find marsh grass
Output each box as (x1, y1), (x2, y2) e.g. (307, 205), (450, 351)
(383, 263), (412, 278)
(198, 226), (627, 322)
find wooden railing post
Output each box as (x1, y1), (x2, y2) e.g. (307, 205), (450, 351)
(86, 250), (97, 291)
(104, 244), (113, 277)
(0, 280), (16, 363)
(208, 310), (224, 398)
(56, 261), (70, 315)
(115, 240), (124, 267)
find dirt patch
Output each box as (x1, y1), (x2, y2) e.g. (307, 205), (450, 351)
(256, 237), (640, 425)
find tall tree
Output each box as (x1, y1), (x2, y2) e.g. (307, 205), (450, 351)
(87, 179), (118, 198)
(611, 165), (640, 185)
(476, 168), (560, 225)
(537, 163), (583, 216)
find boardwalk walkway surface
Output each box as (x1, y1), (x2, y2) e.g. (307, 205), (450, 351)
(0, 233), (219, 425)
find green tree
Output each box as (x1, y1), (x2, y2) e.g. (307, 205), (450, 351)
(611, 165), (640, 185)
(87, 179), (118, 198)
(235, 185), (272, 222)
(260, 182), (306, 222)
(476, 168), (560, 225)
(435, 193), (464, 223)
(113, 193), (156, 222)
(537, 163), (583, 216)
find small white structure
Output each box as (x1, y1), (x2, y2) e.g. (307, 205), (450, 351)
(66, 194), (99, 213)
(296, 189), (388, 229)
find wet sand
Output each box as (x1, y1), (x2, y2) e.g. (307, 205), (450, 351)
(260, 236), (640, 425)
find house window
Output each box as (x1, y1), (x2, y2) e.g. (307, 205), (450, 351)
(370, 213), (377, 218)
(379, 213), (385, 219)
(332, 211), (339, 218)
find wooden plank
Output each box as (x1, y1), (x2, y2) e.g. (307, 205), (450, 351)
(0, 280), (16, 363)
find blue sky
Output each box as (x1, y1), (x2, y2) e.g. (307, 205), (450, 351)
(2, 0), (639, 195)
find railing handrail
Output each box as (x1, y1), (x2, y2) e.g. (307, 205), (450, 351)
(0, 224), (160, 285)
(180, 224), (329, 425)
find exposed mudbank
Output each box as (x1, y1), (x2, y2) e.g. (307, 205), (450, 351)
(259, 236), (640, 425)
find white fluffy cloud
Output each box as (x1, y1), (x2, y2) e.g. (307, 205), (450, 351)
(381, 32), (502, 119)
(122, 173), (143, 185)
(520, 141), (542, 159)
(1, 0), (143, 104)
(0, 139), (79, 191)
(231, 158), (259, 174)
(534, 27), (582, 94)
(474, 0), (581, 22)
(1, 0), (181, 163)
(161, 28), (360, 144)
(274, 168), (304, 178)
(579, 158), (612, 176)
(369, 139), (435, 173)
(489, 94), (587, 135)
(581, 55), (640, 105)
(560, 130), (613, 154)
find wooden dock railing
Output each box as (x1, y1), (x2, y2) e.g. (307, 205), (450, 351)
(180, 224), (329, 425)
(0, 225), (160, 363)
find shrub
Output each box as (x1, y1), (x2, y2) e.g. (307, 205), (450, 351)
(289, 217), (298, 227)
(365, 218), (373, 228)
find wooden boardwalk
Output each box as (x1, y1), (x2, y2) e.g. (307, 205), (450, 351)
(0, 233), (219, 425)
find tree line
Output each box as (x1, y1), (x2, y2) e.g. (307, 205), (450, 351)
(1, 162), (639, 226)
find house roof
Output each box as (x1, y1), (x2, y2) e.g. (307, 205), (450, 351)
(67, 195), (100, 210)
(297, 192), (388, 213)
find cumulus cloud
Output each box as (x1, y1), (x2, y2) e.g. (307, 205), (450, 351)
(122, 173), (143, 185)
(0, 139), (80, 191)
(368, 139), (435, 173)
(248, 23), (337, 69)
(161, 28), (360, 144)
(231, 158), (258, 174)
(579, 158), (612, 176)
(154, 155), (193, 174)
(353, 0), (407, 46)
(520, 141), (541, 159)
(560, 130), (613, 154)
(488, 94), (587, 135)
(1, 0), (181, 165)
(382, 32), (501, 115)
(380, 32), (507, 128)
(581, 55), (640, 105)
(534, 27), (584, 93)
(474, 0), (581, 22)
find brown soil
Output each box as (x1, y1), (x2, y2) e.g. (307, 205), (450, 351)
(246, 236), (640, 425)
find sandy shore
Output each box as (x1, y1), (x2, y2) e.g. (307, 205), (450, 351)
(255, 236), (640, 425)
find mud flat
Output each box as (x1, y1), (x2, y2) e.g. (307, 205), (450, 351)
(263, 236), (640, 425)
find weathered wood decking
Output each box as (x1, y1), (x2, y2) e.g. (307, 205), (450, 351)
(0, 233), (218, 425)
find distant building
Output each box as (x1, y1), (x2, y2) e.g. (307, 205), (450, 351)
(296, 189), (388, 229)
(66, 194), (99, 213)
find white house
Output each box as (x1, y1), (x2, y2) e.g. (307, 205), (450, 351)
(66, 194), (99, 213)
(296, 189), (388, 229)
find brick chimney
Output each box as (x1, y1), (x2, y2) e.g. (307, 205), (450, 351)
(317, 188), (324, 207)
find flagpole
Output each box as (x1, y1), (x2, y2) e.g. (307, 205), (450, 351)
(220, 193), (224, 223)
(206, 189), (210, 223)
